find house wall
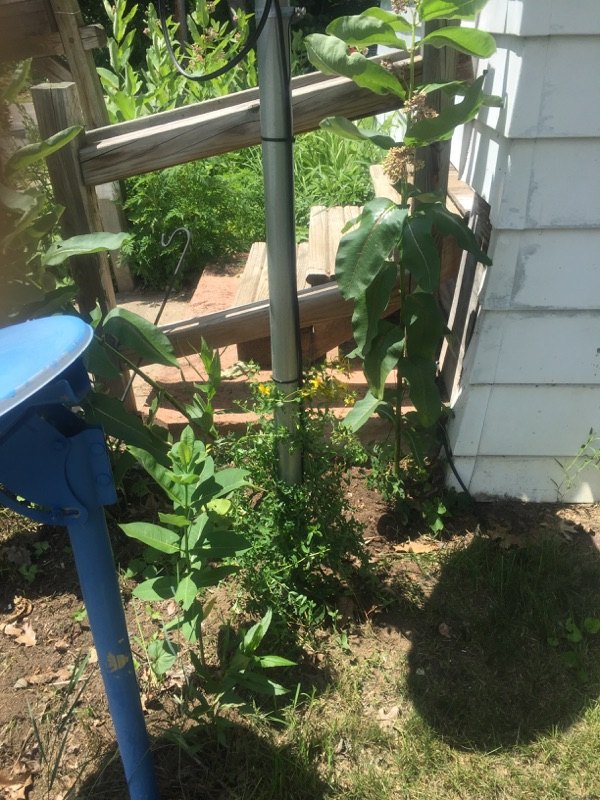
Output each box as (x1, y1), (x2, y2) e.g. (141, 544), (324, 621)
(448, 0), (600, 501)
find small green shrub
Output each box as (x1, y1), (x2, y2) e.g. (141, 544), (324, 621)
(224, 372), (372, 634)
(122, 152), (266, 288)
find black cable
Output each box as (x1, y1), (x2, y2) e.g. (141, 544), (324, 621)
(157, 0), (274, 83)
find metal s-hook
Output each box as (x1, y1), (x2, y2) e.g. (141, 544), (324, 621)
(156, 226), (192, 328)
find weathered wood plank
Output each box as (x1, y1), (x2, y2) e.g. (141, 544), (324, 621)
(307, 205), (360, 280)
(157, 282), (401, 364)
(80, 58), (418, 186)
(0, 22), (105, 62)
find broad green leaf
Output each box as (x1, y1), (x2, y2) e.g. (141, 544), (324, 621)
(147, 638), (178, 676)
(84, 336), (122, 379)
(83, 394), (170, 466)
(257, 655), (296, 668)
(364, 320), (405, 398)
(320, 116), (397, 150)
(421, 26), (496, 57)
(352, 260), (398, 356)
(327, 13), (408, 47)
(132, 575), (175, 601)
(193, 565), (238, 589)
(175, 574), (201, 610)
(213, 467), (248, 498)
(158, 513), (189, 528)
(128, 446), (184, 503)
(305, 34), (405, 98)
(336, 198), (407, 300)
(422, 202), (492, 265)
(420, 0), (490, 21)
(236, 671), (289, 697)
(399, 356), (443, 427)
(0, 183), (37, 214)
(206, 498), (231, 516)
(355, 6), (412, 32)
(7, 126), (82, 174)
(584, 617), (600, 635)
(401, 215), (440, 291)
(242, 609), (272, 654)
(403, 292), (447, 361)
(198, 530), (250, 560)
(120, 522), (180, 555)
(342, 390), (384, 432)
(42, 232), (130, 266)
(1, 60), (30, 105)
(404, 74), (486, 146)
(100, 305), (180, 369)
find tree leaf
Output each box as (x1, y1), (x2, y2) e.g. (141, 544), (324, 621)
(42, 232), (130, 267)
(421, 26), (496, 57)
(120, 522), (180, 555)
(353, 6), (412, 32)
(422, 202), (492, 264)
(6, 126), (82, 174)
(336, 198), (407, 300)
(399, 356), (443, 427)
(83, 393), (170, 466)
(352, 260), (399, 356)
(342, 390), (385, 432)
(326, 12), (409, 47)
(305, 34), (405, 98)
(132, 575), (175, 601)
(320, 116), (397, 150)
(100, 306), (180, 369)
(364, 320), (405, 398)
(257, 655), (296, 668)
(404, 74), (486, 146)
(401, 215), (440, 291)
(420, 0), (490, 21)
(403, 292), (447, 361)
(175, 574), (201, 610)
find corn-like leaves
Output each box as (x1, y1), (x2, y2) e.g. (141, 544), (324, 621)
(403, 292), (448, 362)
(305, 34), (405, 98)
(401, 215), (440, 292)
(352, 260), (399, 357)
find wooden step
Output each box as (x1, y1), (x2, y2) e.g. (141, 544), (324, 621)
(306, 205), (361, 284)
(234, 242), (310, 306)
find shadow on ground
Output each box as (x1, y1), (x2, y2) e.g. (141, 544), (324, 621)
(77, 720), (330, 800)
(402, 515), (600, 749)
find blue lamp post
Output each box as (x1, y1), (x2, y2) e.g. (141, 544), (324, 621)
(0, 316), (159, 800)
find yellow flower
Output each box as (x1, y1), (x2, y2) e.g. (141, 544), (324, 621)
(257, 383), (272, 397)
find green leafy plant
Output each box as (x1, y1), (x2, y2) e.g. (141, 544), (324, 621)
(305, 1), (497, 492)
(554, 429), (600, 501)
(98, 0), (258, 123)
(225, 371), (372, 634)
(0, 63), (128, 325)
(119, 425), (292, 718)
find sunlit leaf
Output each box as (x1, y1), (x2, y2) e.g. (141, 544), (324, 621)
(342, 390), (385, 432)
(42, 232), (130, 266)
(420, 0), (490, 21)
(305, 34), (405, 97)
(101, 305), (180, 369)
(6, 126), (82, 174)
(401, 215), (440, 291)
(327, 12), (409, 47)
(320, 116), (397, 150)
(120, 522), (180, 554)
(420, 26), (496, 57)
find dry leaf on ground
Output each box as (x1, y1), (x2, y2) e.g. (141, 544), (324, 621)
(394, 540), (439, 554)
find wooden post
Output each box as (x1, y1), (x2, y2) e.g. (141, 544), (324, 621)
(49, 0), (134, 292)
(31, 81), (136, 409)
(415, 20), (459, 199)
(32, 82), (115, 315)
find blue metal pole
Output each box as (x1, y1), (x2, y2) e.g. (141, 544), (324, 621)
(67, 501), (158, 800)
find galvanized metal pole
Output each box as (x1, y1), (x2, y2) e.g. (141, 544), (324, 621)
(255, 0), (303, 484)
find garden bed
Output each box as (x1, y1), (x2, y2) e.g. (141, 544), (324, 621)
(1, 472), (599, 800)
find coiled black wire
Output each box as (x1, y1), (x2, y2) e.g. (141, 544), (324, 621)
(157, 0), (275, 83)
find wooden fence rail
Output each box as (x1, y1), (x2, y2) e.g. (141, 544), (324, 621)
(80, 53), (419, 186)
